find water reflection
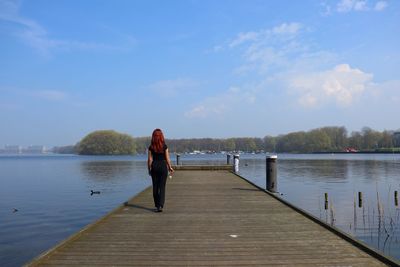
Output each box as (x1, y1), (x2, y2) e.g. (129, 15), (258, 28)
(238, 154), (400, 260)
(281, 160), (349, 183)
(1, 154), (400, 266)
(80, 161), (135, 182)
(273, 157), (400, 260)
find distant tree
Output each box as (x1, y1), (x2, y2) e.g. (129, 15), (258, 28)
(319, 126), (347, 150)
(129, 126), (399, 154)
(305, 129), (331, 152)
(223, 138), (236, 152)
(348, 131), (363, 149)
(135, 137), (151, 154)
(263, 135), (276, 152)
(379, 130), (393, 148)
(361, 127), (381, 150)
(253, 138), (264, 151)
(275, 132), (306, 152)
(77, 130), (136, 155)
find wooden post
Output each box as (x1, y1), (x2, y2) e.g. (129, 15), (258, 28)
(176, 154), (181, 165)
(233, 154), (239, 173)
(266, 155), (277, 192)
(324, 193), (328, 210)
(227, 154), (231, 165)
(395, 191), (398, 207)
(358, 192), (362, 208)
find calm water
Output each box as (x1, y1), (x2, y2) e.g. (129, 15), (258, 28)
(0, 153), (399, 266)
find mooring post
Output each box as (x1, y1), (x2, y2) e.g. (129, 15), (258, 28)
(266, 155), (277, 192)
(324, 193), (328, 210)
(395, 191), (398, 207)
(227, 154), (231, 165)
(358, 192), (363, 208)
(176, 154), (181, 165)
(233, 154), (239, 173)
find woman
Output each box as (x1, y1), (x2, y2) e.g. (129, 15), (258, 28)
(147, 129), (174, 212)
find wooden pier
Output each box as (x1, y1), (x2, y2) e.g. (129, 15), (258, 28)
(27, 167), (398, 266)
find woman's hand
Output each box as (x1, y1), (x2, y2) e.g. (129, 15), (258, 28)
(168, 166), (174, 173)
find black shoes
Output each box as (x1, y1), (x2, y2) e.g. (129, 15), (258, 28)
(156, 206), (163, 212)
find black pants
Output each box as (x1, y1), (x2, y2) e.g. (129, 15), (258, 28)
(151, 160), (168, 208)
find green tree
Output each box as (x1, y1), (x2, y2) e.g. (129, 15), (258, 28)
(134, 137), (151, 154)
(223, 138), (236, 152)
(275, 132), (306, 152)
(305, 129), (331, 152)
(379, 130), (393, 148)
(348, 131), (363, 149)
(361, 127), (381, 150)
(263, 135), (276, 152)
(319, 126), (347, 150)
(77, 130), (136, 155)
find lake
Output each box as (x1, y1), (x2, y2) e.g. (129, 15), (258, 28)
(0, 153), (399, 266)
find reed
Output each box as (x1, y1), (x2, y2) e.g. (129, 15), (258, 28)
(318, 186), (399, 251)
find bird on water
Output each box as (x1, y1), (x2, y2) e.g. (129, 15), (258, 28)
(90, 190), (101, 195)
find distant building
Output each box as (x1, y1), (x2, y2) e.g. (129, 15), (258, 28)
(3, 145), (22, 154)
(394, 132), (400, 147)
(25, 145), (46, 154)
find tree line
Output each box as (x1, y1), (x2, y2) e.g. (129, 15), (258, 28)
(52, 130), (136, 155)
(135, 127), (400, 154)
(52, 126), (400, 155)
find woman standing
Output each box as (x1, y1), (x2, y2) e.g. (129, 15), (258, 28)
(147, 129), (174, 212)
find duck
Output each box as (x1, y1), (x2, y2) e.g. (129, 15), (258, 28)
(90, 190), (101, 195)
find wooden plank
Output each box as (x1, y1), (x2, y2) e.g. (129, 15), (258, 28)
(27, 170), (396, 266)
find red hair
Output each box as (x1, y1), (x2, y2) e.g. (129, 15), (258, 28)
(150, 129), (165, 153)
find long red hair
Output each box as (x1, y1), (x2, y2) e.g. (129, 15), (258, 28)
(150, 129), (165, 153)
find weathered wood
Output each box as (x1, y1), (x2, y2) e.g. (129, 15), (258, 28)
(172, 165), (232, 170)
(27, 169), (396, 266)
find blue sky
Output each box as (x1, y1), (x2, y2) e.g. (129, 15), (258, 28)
(0, 0), (399, 146)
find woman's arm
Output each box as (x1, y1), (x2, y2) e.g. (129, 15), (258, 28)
(165, 148), (174, 173)
(147, 149), (153, 176)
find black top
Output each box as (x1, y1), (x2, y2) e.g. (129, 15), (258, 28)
(149, 144), (168, 161)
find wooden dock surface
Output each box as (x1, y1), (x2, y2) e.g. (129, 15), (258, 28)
(28, 169), (393, 266)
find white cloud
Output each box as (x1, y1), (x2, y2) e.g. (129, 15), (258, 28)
(229, 31), (259, 48)
(225, 22), (308, 75)
(337, 0), (367, 12)
(336, 0), (387, 13)
(272, 23), (302, 35)
(228, 22), (302, 48)
(33, 90), (67, 101)
(320, 2), (333, 16)
(0, 0), (134, 56)
(185, 86), (256, 118)
(354, 1), (368, 11)
(205, 20), (397, 117)
(374, 1), (388, 11)
(148, 78), (198, 97)
(290, 64), (373, 107)
(212, 45), (224, 52)
(225, 24), (375, 110)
